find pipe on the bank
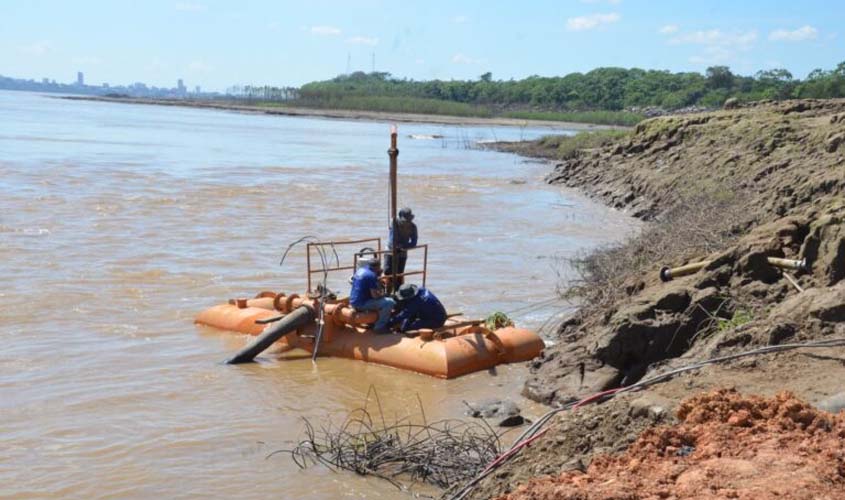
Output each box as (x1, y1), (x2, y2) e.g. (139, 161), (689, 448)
(659, 261), (711, 282)
(660, 256), (808, 282)
(766, 257), (807, 271)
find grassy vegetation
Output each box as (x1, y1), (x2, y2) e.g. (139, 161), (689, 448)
(256, 96), (644, 125)
(504, 110), (644, 127)
(268, 96), (493, 118)
(258, 96), (642, 125)
(717, 309), (754, 332)
(536, 130), (630, 159)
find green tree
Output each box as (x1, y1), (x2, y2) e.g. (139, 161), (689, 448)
(706, 66), (735, 90)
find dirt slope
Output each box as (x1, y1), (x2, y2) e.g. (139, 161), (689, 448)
(516, 98), (845, 406)
(474, 99), (845, 499)
(500, 389), (845, 500)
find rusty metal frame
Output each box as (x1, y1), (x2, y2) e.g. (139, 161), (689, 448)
(306, 238), (382, 293)
(369, 244), (429, 288)
(306, 239), (429, 292)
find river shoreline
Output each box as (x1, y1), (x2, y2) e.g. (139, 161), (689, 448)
(464, 98), (845, 499)
(55, 95), (625, 130)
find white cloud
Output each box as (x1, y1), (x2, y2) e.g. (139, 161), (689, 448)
(175, 2), (206, 12)
(670, 29), (757, 48)
(659, 24), (679, 35)
(346, 36), (379, 46)
(71, 56), (102, 65)
(452, 53), (483, 64)
(187, 60), (213, 72)
(688, 46), (734, 65)
(668, 28), (757, 67)
(566, 12), (620, 31)
(415, 58), (425, 65)
(19, 40), (51, 56)
(310, 25), (342, 36)
(769, 25), (818, 42)
(452, 15), (468, 24)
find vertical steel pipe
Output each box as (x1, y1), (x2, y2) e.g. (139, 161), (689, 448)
(388, 126), (399, 294)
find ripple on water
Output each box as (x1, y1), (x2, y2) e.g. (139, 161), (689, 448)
(0, 91), (639, 499)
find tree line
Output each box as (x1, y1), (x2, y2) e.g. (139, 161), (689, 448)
(296, 62), (845, 113)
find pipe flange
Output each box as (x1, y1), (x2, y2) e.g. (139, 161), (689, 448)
(255, 290), (277, 299)
(273, 293), (287, 312)
(285, 294), (300, 313)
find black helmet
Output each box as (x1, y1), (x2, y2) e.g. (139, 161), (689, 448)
(398, 207), (414, 222)
(394, 283), (419, 301)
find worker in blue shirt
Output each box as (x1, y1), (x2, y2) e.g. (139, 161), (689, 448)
(349, 255), (395, 334)
(385, 207), (418, 289)
(389, 283), (447, 333)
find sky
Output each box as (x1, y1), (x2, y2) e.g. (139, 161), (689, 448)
(1, 0), (842, 92)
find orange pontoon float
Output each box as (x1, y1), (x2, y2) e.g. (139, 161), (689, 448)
(195, 129), (545, 378)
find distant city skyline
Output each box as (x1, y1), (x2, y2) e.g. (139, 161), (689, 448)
(3, 69), (202, 92)
(0, 69), (219, 99)
(1, 0), (843, 92)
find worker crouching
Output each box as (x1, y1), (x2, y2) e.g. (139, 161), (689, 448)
(389, 284), (447, 333)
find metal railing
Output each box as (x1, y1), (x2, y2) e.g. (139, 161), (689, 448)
(306, 238), (381, 293)
(359, 245), (429, 289)
(306, 238), (429, 293)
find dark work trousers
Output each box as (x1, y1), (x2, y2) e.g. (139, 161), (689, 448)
(384, 250), (408, 291)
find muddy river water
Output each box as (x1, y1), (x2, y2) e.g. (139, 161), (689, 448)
(0, 91), (636, 498)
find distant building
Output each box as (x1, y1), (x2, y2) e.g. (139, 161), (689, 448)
(177, 78), (186, 94)
(42, 78), (49, 84)
(103, 83), (109, 89)
(77, 72), (84, 86)
(195, 85), (201, 94)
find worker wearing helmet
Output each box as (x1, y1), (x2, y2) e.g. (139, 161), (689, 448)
(385, 207), (418, 289)
(389, 283), (446, 333)
(349, 254), (395, 334)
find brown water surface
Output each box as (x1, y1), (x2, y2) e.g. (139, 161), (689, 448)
(0, 91), (637, 498)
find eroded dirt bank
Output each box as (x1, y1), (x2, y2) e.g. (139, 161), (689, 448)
(474, 99), (845, 499)
(502, 389), (845, 500)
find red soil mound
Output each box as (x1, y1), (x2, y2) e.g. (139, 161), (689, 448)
(500, 389), (845, 500)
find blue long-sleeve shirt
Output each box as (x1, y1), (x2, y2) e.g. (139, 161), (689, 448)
(388, 220), (418, 250)
(349, 266), (379, 308)
(389, 287), (447, 332)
